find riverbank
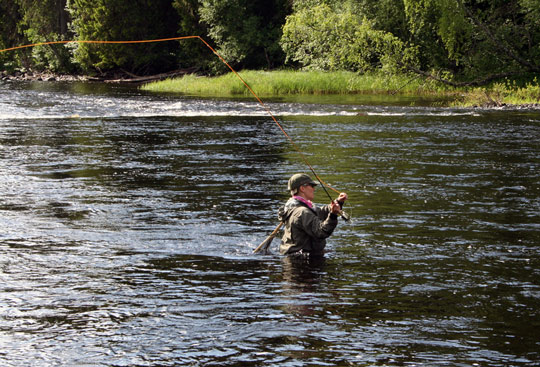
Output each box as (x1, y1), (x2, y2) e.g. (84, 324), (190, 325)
(1, 70), (91, 82)
(0, 67), (198, 84)
(140, 70), (540, 108)
(3, 69), (539, 109)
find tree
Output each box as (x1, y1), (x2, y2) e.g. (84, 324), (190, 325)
(67, 0), (180, 74)
(283, 0), (539, 84)
(349, 0), (409, 37)
(0, 0), (21, 69)
(172, 0), (210, 70)
(12, 0), (73, 72)
(403, 0), (540, 83)
(197, 0), (291, 73)
(281, 3), (416, 73)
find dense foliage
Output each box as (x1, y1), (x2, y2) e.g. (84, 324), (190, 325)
(198, 0), (290, 73)
(280, 3), (417, 73)
(67, 0), (180, 74)
(1, 0), (539, 83)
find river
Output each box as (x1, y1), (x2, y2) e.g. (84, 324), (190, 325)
(1, 81), (539, 366)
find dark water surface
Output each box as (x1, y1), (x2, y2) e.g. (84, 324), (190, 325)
(1, 82), (539, 366)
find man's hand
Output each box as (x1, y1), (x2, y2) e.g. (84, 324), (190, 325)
(337, 192), (348, 204)
(331, 193), (350, 221)
(330, 200), (342, 215)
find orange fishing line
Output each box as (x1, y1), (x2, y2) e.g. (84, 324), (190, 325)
(1, 36), (341, 195)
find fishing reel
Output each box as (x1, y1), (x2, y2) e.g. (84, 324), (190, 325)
(333, 199), (350, 222)
(340, 210), (351, 222)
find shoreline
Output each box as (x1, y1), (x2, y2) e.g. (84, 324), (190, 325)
(1, 70), (97, 82)
(140, 70), (540, 109)
(0, 67), (198, 84)
(3, 70), (539, 110)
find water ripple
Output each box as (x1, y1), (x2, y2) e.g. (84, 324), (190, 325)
(1, 81), (539, 366)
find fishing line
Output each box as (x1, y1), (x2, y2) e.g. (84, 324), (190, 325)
(1, 36), (342, 196)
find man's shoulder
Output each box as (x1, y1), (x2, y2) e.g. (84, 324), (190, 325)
(290, 205), (316, 220)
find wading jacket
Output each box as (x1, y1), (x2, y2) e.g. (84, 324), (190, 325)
(278, 197), (338, 256)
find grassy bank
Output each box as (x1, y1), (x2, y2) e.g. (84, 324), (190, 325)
(140, 70), (540, 107)
(458, 78), (540, 107)
(141, 70), (444, 95)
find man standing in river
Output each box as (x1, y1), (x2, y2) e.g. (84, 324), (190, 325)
(278, 173), (348, 256)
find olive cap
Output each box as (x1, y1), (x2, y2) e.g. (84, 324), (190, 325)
(287, 173), (318, 191)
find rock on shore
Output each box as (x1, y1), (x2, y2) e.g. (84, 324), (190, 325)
(1, 67), (198, 83)
(1, 70), (95, 82)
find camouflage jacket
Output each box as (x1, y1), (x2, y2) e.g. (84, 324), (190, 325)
(277, 197), (338, 255)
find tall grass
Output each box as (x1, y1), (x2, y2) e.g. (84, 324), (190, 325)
(141, 70), (540, 107)
(141, 70), (443, 96)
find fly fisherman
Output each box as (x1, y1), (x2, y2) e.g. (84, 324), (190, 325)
(278, 173), (348, 256)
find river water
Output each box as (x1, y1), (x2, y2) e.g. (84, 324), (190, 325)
(1, 81), (539, 366)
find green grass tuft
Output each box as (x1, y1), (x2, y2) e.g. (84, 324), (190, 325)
(141, 70), (442, 96)
(140, 70), (540, 107)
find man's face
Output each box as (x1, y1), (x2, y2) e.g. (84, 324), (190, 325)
(300, 183), (316, 201)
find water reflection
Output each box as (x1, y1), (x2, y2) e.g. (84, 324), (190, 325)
(280, 256), (327, 317)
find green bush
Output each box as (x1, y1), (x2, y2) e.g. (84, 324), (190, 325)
(67, 0), (180, 74)
(280, 4), (417, 73)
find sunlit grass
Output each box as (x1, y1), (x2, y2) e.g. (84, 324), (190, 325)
(452, 78), (540, 107)
(141, 70), (540, 107)
(141, 70), (443, 96)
